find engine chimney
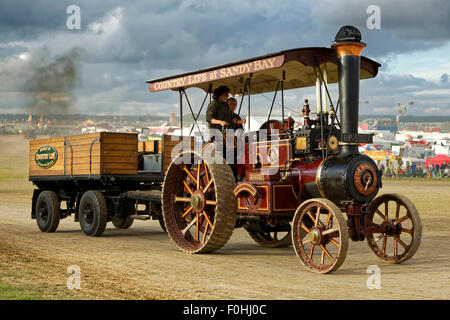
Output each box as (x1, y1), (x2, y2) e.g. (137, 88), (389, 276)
(331, 26), (366, 155)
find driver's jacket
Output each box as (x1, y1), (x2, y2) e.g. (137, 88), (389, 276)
(205, 98), (235, 131)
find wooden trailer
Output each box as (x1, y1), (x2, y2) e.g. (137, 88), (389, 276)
(29, 132), (193, 236)
(30, 132), (138, 177)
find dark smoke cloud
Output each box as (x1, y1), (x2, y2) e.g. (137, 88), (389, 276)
(22, 47), (82, 114)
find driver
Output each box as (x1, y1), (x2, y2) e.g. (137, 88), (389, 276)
(205, 85), (234, 131)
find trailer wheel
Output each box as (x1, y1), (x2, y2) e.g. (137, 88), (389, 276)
(292, 198), (349, 274)
(112, 216), (134, 229)
(158, 217), (167, 232)
(151, 202), (166, 232)
(162, 151), (237, 253)
(79, 190), (108, 237)
(112, 201), (134, 229)
(35, 190), (60, 232)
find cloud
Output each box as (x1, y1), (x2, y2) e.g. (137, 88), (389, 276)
(358, 73), (450, 115)
(373, 107), (396, 113)
(0, 0), (449, 116)
(87, 7), (123, 35)
(424, 107), (440, 113)
(308, 0), (450, 41)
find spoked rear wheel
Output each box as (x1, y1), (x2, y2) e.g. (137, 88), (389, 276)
(162, 152), (237, 253)
(366, 193), (422, 264)
(292, 199), (349, 274)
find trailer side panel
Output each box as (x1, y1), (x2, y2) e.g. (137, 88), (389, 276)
(29, 132), (138, 177)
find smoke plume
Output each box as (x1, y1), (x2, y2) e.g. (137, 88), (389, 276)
(23, 47), (82, 114)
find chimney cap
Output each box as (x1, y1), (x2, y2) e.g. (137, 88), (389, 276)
(334, 26), (362, 43)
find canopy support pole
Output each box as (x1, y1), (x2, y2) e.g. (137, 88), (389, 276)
(281, 71), (285, 124)
(179, 89), (183, 137)
(313, 57), (337, 124)
(247, 77), (251, 132)
(209, 83), (212, 103)
(182, 89), (205, 143)
(188, 89), (209, 137)
(267, 81), (280, 122)
(334, 99), (341, 127)
(238, 78), (249, 117)
(312, 58), (326, 160)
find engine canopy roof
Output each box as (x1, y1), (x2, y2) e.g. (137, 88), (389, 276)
(146, 47), (380, 95)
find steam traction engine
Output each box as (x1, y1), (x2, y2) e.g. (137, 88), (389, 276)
(155, 26), (422, 273)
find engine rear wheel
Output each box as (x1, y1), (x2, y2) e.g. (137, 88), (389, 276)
(366, 193), (422, 264)
(162, 151), (237, 253)
(35, 190), (60, 232)
(79, 190), (108, 237)
(292, 198), (349, 274)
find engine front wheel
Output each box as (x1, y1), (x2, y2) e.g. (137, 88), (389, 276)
(292, 198), (349, 274)
(366, 193), (422, 264)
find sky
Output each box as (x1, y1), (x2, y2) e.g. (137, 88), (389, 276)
(0, 0), (449, 117)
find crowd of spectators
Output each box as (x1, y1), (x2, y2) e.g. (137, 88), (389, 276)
(379, 162), (449, 178)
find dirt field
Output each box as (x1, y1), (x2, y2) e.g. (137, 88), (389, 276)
(1, 135), (449, 299)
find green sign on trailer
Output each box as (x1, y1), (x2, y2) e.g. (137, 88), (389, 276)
(34, 145), (58, 169)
